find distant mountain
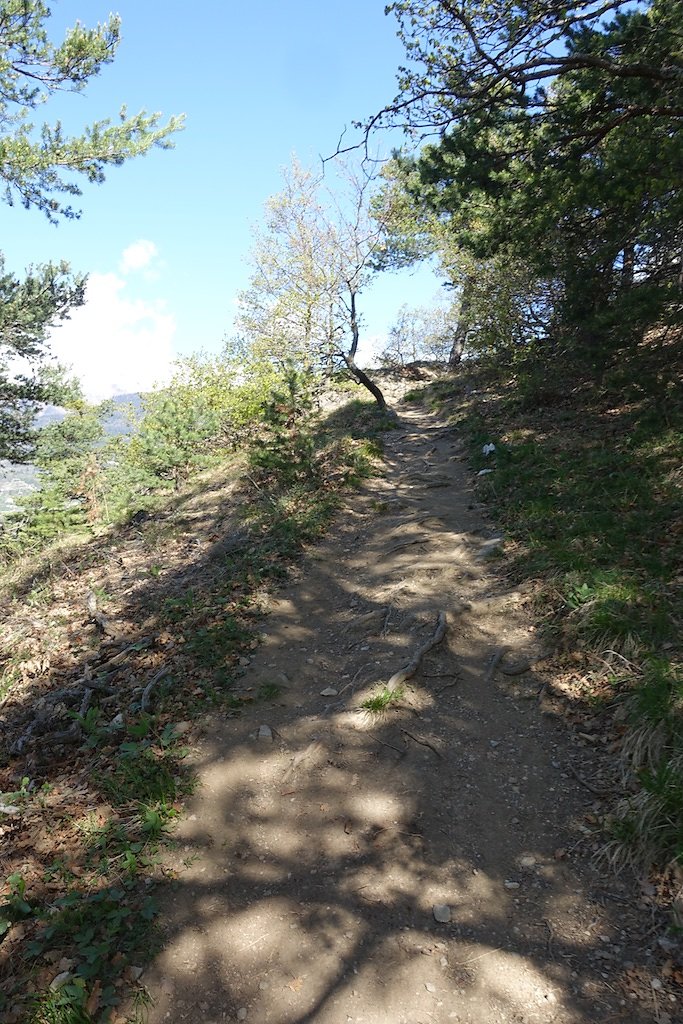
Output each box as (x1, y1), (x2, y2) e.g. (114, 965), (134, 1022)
(0, 393), (144, 516)
(100, 393), (145, 436)
(0, 462), (41, 515)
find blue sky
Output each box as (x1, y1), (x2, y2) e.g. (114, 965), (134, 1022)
(2, 1), (445, 400)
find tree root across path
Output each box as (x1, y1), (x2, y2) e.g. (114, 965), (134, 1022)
(386, 611), (448, 692)
(485, 645), (552, 682)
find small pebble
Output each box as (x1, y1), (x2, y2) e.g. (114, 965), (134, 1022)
(433, 904), (451, 923)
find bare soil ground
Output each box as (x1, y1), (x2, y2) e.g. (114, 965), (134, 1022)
(142, 399), (671, 1024)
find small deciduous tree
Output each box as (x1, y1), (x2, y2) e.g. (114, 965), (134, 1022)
(236, 161), (338, 376)
(236, 158), (391, 409)
(380, 303), (460, 366)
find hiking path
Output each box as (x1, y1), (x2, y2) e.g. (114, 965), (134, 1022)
(143, 399), (656, 1024)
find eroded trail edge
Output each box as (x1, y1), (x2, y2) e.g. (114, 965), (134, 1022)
(145, 404), (654, 1024)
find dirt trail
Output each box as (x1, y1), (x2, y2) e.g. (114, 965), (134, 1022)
(144, 401), (655, 1024)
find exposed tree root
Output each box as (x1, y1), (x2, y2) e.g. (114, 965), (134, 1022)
(485, 645), (552, 682)
(382, 536), (431, 559)
(386, 611), (448, 692)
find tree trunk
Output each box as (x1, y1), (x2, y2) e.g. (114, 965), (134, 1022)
(449, 278), (472, 367)
(621, 242), (635, 290)
(344, 287), (387, 410)
(343, 352), (387, 410)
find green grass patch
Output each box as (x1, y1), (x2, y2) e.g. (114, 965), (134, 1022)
(453, 348), (683, 867)
(360, 686), (404, 713)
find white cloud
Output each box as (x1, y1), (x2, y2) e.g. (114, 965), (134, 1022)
(119, 239), (159, 276)
(48, 271), (176, 402)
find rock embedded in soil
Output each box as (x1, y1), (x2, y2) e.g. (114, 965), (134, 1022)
(257, 724), (273, 740)
(433, 903), (451, 923)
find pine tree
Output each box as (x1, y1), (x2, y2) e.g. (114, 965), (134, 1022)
(0, 2), (183, 460)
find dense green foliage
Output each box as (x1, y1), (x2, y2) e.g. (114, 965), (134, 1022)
(248, 368), (319, 486)
(0, 258), (85, 461)
(0, 1), (183, 462)
(372, 0), (682, 364)
(0, 351), (358, 553)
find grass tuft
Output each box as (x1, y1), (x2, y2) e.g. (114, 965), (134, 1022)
(360, 686), (405, 713)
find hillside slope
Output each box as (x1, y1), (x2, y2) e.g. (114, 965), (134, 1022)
(1, 371), (680, 1023)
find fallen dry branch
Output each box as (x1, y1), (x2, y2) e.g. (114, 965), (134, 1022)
(78, 687), (93, 719)
(49, 723), (84, 745)
(567, 762), (612, 797)
(141, 668), (171, 712)
(85, 590), (122, 639)
(83, 676), (116, 695)
(10, 682), (95, 754)
(97, 637), (154, 672)
(386, 611), (448, 692)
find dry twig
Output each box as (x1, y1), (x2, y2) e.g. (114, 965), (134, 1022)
(141, 668), (170, 712)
